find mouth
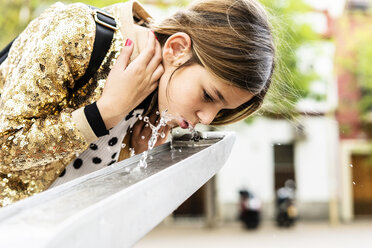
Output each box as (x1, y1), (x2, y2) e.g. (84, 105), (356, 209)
(179, 119), (189, 129)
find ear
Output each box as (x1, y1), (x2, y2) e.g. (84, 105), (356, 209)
(162, 32), (192, 67)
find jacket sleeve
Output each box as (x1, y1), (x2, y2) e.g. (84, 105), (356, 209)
(0, 2), (99, 172)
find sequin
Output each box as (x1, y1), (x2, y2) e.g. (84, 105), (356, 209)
(0, 2), (134, 207)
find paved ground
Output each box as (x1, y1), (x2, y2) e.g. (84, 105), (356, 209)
(135, 220), (372, 248)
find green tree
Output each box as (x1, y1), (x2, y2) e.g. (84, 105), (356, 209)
(354, 32), (372, 122)
(336, 14), (372, 125)
(257, 0), (322, 118)
(0, 0), (186, 48)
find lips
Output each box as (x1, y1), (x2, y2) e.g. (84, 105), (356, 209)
(179, 120), (189, 129)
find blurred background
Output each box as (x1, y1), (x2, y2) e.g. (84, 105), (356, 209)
(1, 0), (372, 247)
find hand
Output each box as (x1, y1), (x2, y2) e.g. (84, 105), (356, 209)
(130, 111), (171, 155)
(97, 31), (164, 129)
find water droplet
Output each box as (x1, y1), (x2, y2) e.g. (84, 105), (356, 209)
(178, 149), (182, 152)
(129, 129), (133, 133)
(349, 164), (353, 168)
(353, 181), (356, 185)
(121, 143), (126, 149)
(129, 148), (135, 157)
(136, 112), (174, 169)
(141, 136), (145, 140)
(156, 111), (160, 115)
(139, 159), (146, 168)
(145, 124), (149, 127)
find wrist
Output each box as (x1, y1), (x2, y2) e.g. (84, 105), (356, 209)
(84, 102), (109, 137)
(96, 99), (123, 129)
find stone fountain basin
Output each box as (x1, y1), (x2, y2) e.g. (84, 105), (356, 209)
(0, 131), (235, 248)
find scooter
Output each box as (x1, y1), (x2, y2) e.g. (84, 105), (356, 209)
(238, 189), (261, 229)
(275, 180), (298, 227)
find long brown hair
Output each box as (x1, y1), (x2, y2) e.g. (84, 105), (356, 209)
(151, 0), (275, 125)
(120, 0), (275, 160)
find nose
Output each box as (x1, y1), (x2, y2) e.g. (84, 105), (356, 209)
(196, 107), (220, 125)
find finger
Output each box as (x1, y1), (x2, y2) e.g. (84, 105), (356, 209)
(147, 80), (159, 94)
(116, 39), (134, 69)
(140, 116), (153, 136)
(147, 111), (159, 127)
(132, 119), (145, 138)
(149, 64), (164, 84)
(159, 125), (171, 139)
(139, 111), (158, 136)
(155, 125), (171, 146)
(135, 30), (156, 65)
(145, 39), (163, 73)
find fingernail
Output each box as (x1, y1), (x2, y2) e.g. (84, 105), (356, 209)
(125, 39), (132, 46)
(151, 30), (158, 41)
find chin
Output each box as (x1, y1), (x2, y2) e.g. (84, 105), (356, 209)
(168, 122), (179, 128)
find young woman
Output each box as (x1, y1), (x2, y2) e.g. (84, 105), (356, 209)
(0, 0), (275, 207)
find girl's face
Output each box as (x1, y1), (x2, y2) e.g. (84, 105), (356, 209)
(158, 63), (253, 128)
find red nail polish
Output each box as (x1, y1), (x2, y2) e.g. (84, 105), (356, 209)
(125, 39), (132, 46)
(151, 30), (158, 41)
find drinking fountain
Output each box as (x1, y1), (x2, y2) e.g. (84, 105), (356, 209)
(0, 131), (235, 248)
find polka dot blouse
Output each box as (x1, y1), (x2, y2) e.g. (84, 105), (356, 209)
(50, 108), (144, 188)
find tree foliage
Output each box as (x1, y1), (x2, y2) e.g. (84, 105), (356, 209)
(336, 14), (372, 123)
(0, 0), (179, 48)
(353, 32), (372, 121)
(257, 0), (322, 117)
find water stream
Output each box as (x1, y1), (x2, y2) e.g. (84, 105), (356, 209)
(138, 110), (172, 169)
(137, 110), (201, 169)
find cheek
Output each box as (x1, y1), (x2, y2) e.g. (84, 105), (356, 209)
(170, 87), (200, 114)
(158, 68), (201, 113)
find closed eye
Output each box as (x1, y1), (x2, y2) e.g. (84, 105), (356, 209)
(203, 89), (214, 102)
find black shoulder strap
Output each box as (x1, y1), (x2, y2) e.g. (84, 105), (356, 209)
(0, 37), (16, 65)
(70, 6), (118, 93)
(0, 6), (117, 93)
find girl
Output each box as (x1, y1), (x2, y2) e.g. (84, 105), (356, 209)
(0, 0), (275, 207)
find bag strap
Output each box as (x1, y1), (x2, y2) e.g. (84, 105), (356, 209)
(0, 38), (16, 65)
(70, 6), (118, 93)
(0, 6), (117, 93)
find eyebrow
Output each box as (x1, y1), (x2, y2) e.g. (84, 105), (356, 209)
(213, 87), (228, 105)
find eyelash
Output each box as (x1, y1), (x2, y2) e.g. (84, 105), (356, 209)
(203, 89), (214, 102)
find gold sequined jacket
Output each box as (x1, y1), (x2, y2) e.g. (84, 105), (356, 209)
(0, 0), (152, 207)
